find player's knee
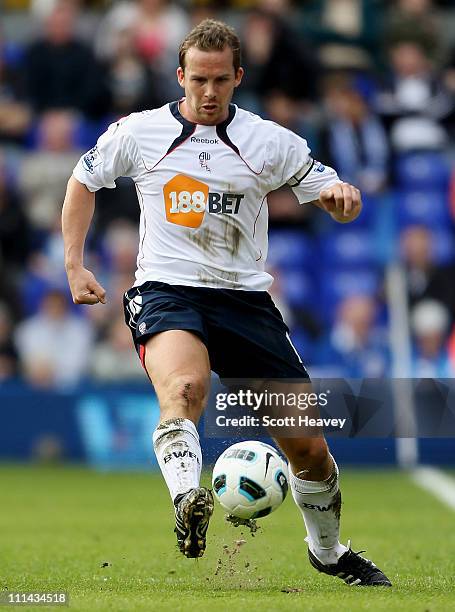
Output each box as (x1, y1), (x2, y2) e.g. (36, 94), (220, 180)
(162, 374), (208, 412)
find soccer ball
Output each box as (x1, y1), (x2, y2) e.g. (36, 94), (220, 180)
(211, 441), (289, 520)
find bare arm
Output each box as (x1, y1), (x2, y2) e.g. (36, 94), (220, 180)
(62, 176), (106, 305)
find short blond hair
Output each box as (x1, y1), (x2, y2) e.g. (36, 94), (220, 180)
(179, 19), (241, 73)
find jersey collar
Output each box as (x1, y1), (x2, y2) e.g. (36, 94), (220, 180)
(169, 99), (237, 129)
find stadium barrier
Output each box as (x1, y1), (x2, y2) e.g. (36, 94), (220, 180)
(1, 380), (455, 468)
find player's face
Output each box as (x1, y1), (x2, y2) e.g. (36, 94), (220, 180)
(177, 46), (243, 125)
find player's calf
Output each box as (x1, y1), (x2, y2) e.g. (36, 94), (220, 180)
(153, 418), (202, 501)
(153, 418), (214, 558)
(278, 436), (332, 480)
(278, 437), (345, 565)
(290, 453), (347, 566)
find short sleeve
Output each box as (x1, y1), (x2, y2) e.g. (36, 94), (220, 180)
(289, 159), (340, 205)
(73, 117), (140, 192)
(266, 123), (340, 204)
(267, 124), (313, 191)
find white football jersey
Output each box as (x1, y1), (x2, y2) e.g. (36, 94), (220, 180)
(73, 101), (340, 290)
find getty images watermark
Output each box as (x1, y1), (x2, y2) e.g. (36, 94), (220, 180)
(214, 388), (347, 431)
(204, 378), (455, 438)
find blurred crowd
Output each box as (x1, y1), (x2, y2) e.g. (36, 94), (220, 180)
(1, 0), (455, 388)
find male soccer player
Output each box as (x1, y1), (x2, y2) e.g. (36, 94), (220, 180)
(62, 20), (391, 586)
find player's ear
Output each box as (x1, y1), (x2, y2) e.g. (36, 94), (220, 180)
(177, 66), (185, 88)
(234, 67), (244, 88)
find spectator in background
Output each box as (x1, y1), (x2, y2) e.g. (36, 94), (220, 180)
(267, 184), (318, 228)
(258, 0), (293, 15)
(238, 8), (319, 113)
(187, 1), (220, 28)
(384, 0), (445, 66)
(24, 0), (110, 119)
(400, 225), (434, 307)
(376, 39), (455, 153)
(104, 23), (167, 117)
(15, 288), (93, 389)
(94, 0), (138, 62)
(0, 302), (19, 382)
(102, 219), (138, 278)
(95, 0), (188, 99)
(20, 243), (74, 318)
(410, 299), (454, 376)
(321, 75), (389, 195)
(134, 0), (189, 77)
(19, 110), (83, 231)
(17, 211), (73, 316)
(301, 0), (383, 72)
(268, 264), (322, 347)
(93, 177), (140, 241)
(83, 221), (138, 339)
(0, 258), (21, 319)
(322, 294), (389, 377)
(0, 154), (31, 270)
(0, 33), (31, 146)
(90, 314), (144, 381)
(400, 225), (455, 323)
(264, 90), (320, 155)
(85, 270), (137, 342)
(442, 44), (455, 132)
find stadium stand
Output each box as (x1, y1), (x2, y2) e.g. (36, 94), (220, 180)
(1, 0), (455, 386)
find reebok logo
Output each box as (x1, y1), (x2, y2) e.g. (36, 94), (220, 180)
(191, 136), (219, 144)
(163, 450), (200, 464)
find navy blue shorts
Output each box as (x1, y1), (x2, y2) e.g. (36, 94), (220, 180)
(123, 281), (309, 379)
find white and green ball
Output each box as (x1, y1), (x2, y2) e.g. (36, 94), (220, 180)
(212, 441), (289, 520)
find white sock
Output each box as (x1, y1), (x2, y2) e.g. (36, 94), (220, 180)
(152, 418), (202, 503)
(290, 457), (348, 565)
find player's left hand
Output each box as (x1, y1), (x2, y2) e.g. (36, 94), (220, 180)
(319, 182), (362, 223)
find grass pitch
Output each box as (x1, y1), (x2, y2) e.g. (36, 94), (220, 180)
(1, 465), (455, 611)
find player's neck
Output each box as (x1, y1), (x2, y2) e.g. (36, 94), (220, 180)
(178, 98), (230, 126)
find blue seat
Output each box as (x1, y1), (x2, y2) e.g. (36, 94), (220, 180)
(396, 190), (451, 229)
(396, 152), (450, 190)
(320, 229), (377, 268)
(345, 193), (377, 228)
(267, 230), (315, 270)
(320, 269), (380, 320)
(279, 269), (316, 308)
(431, 228), (455, 264)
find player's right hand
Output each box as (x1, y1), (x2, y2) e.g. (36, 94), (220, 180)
(66, 266), (106, 305)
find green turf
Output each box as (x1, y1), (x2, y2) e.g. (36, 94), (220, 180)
(1, 465), (454, 611)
